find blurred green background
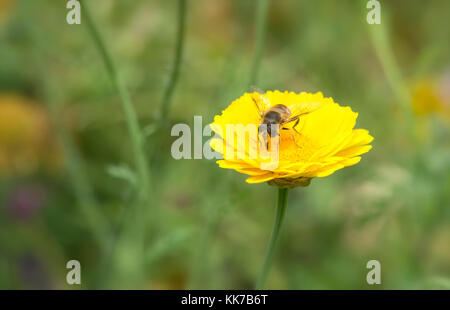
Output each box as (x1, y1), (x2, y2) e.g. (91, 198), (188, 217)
(0, 0), (449, 289)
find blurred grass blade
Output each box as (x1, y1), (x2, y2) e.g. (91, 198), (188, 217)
(367, 11), (415, 136)
(248, 0), (271, 87)
(80, 0), (152, 287)
(80, 0), (151, 206)
(160, 0), (187, 122)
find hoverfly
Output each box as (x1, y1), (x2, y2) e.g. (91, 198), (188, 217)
(249, 87), (321, 150)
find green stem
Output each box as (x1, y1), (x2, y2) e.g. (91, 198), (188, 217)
(80, 1), (151, 205)
(160, 0), (187, 122)
(249, 0), (270, 87)
(255, 187), (289, 290)
(368, 16), (415, 133)
(80, 1), (152, 287)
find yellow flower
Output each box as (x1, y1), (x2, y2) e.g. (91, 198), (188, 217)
(210, 90), (373, 187)
(0, 94), (59, 176)
(411, 75), (450, 118)
(411, 80), (443, 116)
(0, 0), (14, 22)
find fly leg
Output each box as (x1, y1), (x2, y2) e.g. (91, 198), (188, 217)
(281, 117), (302, 148)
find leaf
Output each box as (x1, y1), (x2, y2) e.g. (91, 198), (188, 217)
(106, 164), (137, 186)
(142, 123), (159, 138)
(146, 229), (191, 265)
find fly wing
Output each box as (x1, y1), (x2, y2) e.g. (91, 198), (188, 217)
(249, 85), (265, 94)
(249, 86), (271, 115)
(282, 101), (323, 129)
(288, 101), (322, 118)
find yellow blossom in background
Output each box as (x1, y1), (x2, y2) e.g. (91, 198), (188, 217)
(411, 73), (450, 118)
(0, 0), (14, 23)
(210, 91), (373, 187)
(412, 80), (443, 116)
(410, 73), (450, 142)
(0, 94), (59, 176)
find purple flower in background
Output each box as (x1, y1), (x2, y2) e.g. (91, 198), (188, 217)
(8, 184), (46, 221)
(18, 254), (51, 289)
